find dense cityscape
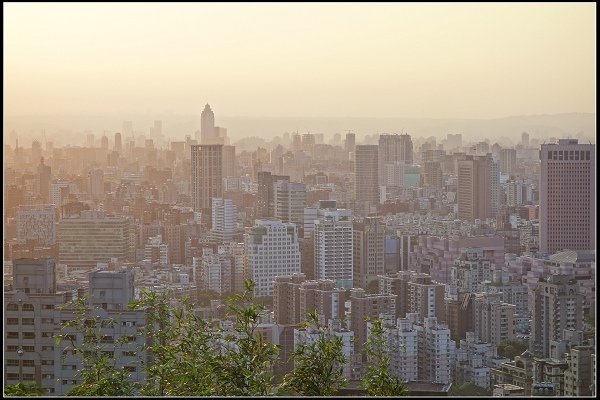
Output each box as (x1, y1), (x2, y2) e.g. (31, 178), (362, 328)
(3, 103), (596, 395)
(4, 2), (595, 398)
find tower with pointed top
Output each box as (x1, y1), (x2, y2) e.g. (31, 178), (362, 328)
(201, 104), (215, 145)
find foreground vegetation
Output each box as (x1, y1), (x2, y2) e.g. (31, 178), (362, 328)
(5, 280), (406, 397)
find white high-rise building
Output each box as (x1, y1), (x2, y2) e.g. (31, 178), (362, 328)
(211, 197), (237, 242)
(490, 158), (500, 216)
(245, 219), (301, 297)
(314, 209), (353, 289)
(414, 316), (455, 384)
(373, 315), (419, 382)
(16, 205), (56, 246)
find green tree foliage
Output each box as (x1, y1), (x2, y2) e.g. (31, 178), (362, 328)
(449, 382), (493, 396)
(4, 382), (47, 397)
(128, 289), (217, 396)
(279, 310), (348, 396)
(497, 339), (529, 360)
(55, 295), (138, 396)
(360, 319), (407, 396)
(213, 280), (279, 396)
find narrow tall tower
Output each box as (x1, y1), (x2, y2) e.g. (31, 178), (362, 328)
(201, 104), (215, 145)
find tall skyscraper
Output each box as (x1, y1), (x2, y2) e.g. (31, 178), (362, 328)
(201, 104), (215, 144)
(457, 154), (492, 221)
(490, 158), (500, 216)
(354, 145), (379, 213)
(37, 157), (51, 202)
(191, 144), (223, 218)
(540, 139), (595, 254)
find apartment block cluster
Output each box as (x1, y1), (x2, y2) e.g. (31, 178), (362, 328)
(3, 106), (595, 396)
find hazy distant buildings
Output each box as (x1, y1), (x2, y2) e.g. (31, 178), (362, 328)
(539, 139), (595, 254)
(222, 145), (236, 178)
(191, 144), (223, 218)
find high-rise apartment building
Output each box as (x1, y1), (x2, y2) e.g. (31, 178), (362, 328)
(245, 219), (301, 297)
(273, 180), (306, 226)
(200, 103), (215, 144)
(414, 316), (455, 384)
(450, 248), (493, 295)
(354, 145), (379, 212)
(530, 274), (584, 357)
(378, 134), (413, 186)
(16, 205), (56, 246)
(273, 274), (347, 325)
(191, 144), (223, 218)
(50, 180), (71, 208)
(211, 197), (237, 242)
(350, 288), (396, 354)
(457, 154), (492, 221)
(540, 139), (595, 254)
(422, 161), (443, 190)
(353, 217), (385, 288)
(314, 209), (353, 289)
(472, 292), (516, 345)
(490, 158), (500, 216)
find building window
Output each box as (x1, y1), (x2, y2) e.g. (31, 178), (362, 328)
(22, 304), (34, 311)
(7, 303), (18, 311)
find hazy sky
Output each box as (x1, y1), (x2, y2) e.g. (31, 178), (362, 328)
(4, 2), (596, 119)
